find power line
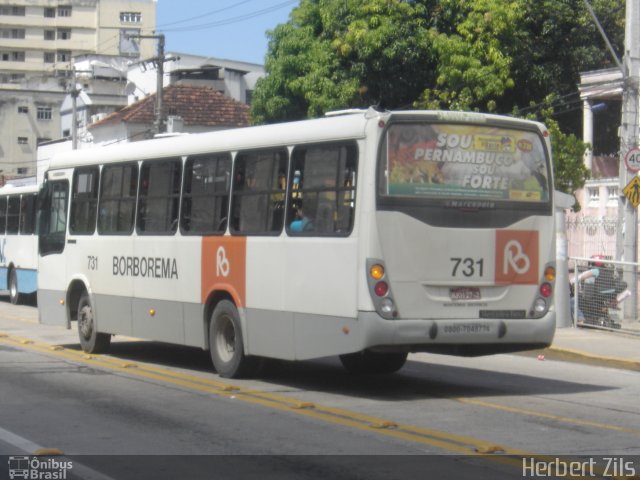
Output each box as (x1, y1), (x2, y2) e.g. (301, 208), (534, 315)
(159, 0), (297, 33)
(156, 0), (258, 29)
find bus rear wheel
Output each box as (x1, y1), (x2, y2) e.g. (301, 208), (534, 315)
(77, 292), (111, 354)
(339, 350), (408, 375)
(9, 269), (20, 305)
(209, 300), (259, 378)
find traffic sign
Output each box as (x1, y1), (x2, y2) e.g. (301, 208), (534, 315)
(623, 176), (640, 208)
(624, 147), (640, 172)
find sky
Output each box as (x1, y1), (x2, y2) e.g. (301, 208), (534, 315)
(155, 0), (298, 65)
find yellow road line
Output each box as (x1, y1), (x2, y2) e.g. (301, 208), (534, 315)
(0, 332), (622, 478)
(456, 397), (640, 436)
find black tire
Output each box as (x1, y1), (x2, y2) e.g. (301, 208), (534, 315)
(339, 350), (408, 375)
(9, 269), (20, 305)
(77, 292), (111, 353)
(209, 300), (259, 378)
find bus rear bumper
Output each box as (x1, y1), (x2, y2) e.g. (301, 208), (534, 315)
(356, 310), (556, 357)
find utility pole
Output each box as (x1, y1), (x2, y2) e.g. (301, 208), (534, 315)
(618, 0), (640, 319)
(128, 33), (167, 134)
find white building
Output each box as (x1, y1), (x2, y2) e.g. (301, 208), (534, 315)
(0, 0), (157, 181)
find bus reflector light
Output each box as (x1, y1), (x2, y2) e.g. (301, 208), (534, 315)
(374, 281), (388, 297)
(544, 266), (556, 281)
(149, 309), (156, 317)
(539, 283), (552, 298)
(370, 264), (385, 280)
(59, 299), (64, 305)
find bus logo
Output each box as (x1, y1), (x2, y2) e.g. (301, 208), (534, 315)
(503, 240), (530, 275)
(216, 246), (230, 277)
(495, 230), (538, 284)
(8, 456), (29, 479)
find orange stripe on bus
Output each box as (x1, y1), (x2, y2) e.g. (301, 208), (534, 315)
(201, 237), (247, 307)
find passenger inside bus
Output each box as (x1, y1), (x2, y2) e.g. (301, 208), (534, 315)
(289, 205), (313, 232)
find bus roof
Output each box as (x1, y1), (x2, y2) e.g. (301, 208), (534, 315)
(47, 109), (546, 170)
(0, 184), (39, 195)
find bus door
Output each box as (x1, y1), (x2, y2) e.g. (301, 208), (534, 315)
(38, 174), (71, 326)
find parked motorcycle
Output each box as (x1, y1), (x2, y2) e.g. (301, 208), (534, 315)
(574, 259), (627, 329)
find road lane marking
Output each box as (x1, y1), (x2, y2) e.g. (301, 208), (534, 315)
(0, 332), (625, 477)
(456, 397), (640, 436)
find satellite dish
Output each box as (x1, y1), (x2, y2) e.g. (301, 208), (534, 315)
(125, 82), (137, 95)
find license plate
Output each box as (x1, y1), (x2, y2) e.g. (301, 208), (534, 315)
(450, 287), (481, 300)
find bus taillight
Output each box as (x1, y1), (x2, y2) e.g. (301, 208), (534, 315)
(539, 283), (552, 298)
(374, 281), (388, 296)
(367, 259), (397, 319)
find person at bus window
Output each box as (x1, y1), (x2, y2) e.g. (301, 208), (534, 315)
(289, 205), (312, 232)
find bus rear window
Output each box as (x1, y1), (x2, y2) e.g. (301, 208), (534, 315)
(380, 123), (550, 203)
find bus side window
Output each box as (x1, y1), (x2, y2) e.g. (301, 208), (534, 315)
(287, 142), (357, 236)
(70, 167), (99, 235)
(6, 196), (20, 234)
(19, 193), (37, 235)
(181, 153), (231, 235)
(137, 158), (182, 235)
(0, 197), (7, 233)
(230, 148), (288, 235)
(98, 163), (138, 235)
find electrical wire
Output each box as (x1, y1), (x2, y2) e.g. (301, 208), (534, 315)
(159, 0), (297, 33)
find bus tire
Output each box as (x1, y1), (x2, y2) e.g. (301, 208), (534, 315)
(77, 292), (111, 354)
(339, 350), (408, 375)
(9, 268), (20, 305)
(209, 300), (259, 378)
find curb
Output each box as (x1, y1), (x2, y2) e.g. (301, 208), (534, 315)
(548, 345), (640, 369)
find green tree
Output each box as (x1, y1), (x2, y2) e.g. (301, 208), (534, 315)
(251, 0), (623, 193)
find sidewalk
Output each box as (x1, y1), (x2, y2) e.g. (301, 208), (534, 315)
(550, 322), (640, 368)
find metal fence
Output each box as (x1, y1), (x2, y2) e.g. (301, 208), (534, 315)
(569, 256), (637, 331)
(565, 216), (618, 259)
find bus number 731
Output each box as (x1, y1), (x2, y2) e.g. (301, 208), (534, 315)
(451, 257), (484, 277)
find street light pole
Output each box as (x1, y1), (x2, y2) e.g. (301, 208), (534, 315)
(618, 0), (640, 318)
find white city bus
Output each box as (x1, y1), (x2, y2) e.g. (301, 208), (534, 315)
(37, 108), (557, 377)
(0, 184), (39, 305)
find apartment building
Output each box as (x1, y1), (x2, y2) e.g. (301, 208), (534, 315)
(0, 0), (156, 180)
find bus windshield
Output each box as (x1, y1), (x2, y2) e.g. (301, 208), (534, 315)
(380, 122), (550, 203)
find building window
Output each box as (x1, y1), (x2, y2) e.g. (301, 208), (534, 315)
(57, 6), (72, 17)
(119, 29), (140, 56)
(0, 6), (26, 16)
(120, 12), (142, 23)
(56, 50), (71, 62)
(17, 106), (28, 114)
(17, 137), (28, 145)
(12, 51), (25, 62)
(1, 28), (25, 39)
(57, 29), (71, 40)
(44, 30), (55, 40)
(44, 7), (56, 18)
(607, 186), (619, 203)
(37, 106), (52, 120)
(588, 187), (600, 203)
(17, 167), (29, 176)
(44, 52), (55, 63)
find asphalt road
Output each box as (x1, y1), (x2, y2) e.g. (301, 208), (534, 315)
(0, 298), (638, 480)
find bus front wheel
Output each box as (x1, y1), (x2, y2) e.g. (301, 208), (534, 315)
(77, 292), (111, 354)
(9, 269), (20, 305)
(339, 350), (408, 375)
(209, 300), (259, 378)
